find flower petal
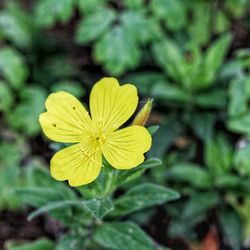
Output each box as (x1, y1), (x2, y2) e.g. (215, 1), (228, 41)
(50, 142), (102, 186)
(90, 77), (138, 132)
(102, 125), (152, 169)
(39, 91), (93, 143)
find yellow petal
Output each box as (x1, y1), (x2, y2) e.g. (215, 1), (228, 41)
(102, 125), (152, 169)
(50, 142), (102, 186)
(90, 77), (138, 132)
(39, 91), (93, 143)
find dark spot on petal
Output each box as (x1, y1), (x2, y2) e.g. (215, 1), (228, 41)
(73, 107), (76, 110)
(52, 123), (56, 127)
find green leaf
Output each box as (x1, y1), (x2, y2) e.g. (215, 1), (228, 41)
(51, 81), (86, 98)
(147, 125), (160, 136)
(0, 2), (34, 48)
(123, 72), (166, 95)
(35, 0), (75, 27)
(27, 200), (84, 221)
(214, 10), (230, 34)
(153, 39), (186, 83)
(151, 82), (191, 103)
(214, 174), (242, 189)
(188, 113), (215, 141)
(121, 11), (161, 44)
(182, 192), (219, 219)
(195, 89), (227, 108)
(78, 0), (107, 14)
(234, 142), (250, 176)
(150, 0), (187, 31)
(115, 158), (161, 187)
(15, 187), (64, 207)
(112, 183), (179, 216)
(56, 235), (84, 250)
(0, 165), (21, 210)
(94, 26), (140, 75)
(6, 238), (55, 250)
(75, 8), (116, 44)
(26, 164), (76, 200)
(0, 81), (13, 112)
(228, 77), (248, 117)
(218, 206), (242, 250)
(148, 117), (183, 158)
(0, 139), (27, 167)
(94, 222), (155, 250)
(188, 2), (211, 46)
(203, 33), (232, 85)
(166, 163), (213, 188)
(124, 0), (144, 9)
(7, 86), (46, 135)
(205, 133), (233, 176)
(228, 113), (250, 134)
(83, 197), (114, 220)
(0, 47), (28, 89)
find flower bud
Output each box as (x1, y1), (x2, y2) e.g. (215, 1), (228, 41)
(132, 98), (153, 126)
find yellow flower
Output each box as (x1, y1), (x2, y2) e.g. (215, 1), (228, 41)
(39, 77), (152, 186)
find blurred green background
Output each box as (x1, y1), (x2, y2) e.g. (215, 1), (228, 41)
(1, 0), (250, 249)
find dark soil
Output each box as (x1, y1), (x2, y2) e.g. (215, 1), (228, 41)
(0, 210), (64, 250)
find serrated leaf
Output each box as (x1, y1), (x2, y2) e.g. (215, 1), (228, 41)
(94, 26), (140, 75)
(27, 200), (84, 221)
(75, 8), (116, 44)
(0, 47), (28, 89)
(83, 197), (114, 220)
(94, 222), (155, 250)
(35, 0), (75, 27)
(112, 183), (179, 216)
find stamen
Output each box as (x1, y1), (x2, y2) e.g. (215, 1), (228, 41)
(80, 146), (103, 167)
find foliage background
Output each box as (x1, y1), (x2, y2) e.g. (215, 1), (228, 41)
(1, 0), (250, 249)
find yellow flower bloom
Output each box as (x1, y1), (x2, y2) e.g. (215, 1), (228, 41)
(39, 77), (152, 186)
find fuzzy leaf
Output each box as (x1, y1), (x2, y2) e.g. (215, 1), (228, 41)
(83, 197), (114, 220)
(94, 222), (155, 250)
(112, 183), (179, 216)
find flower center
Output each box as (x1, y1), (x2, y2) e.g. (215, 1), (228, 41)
(94, 133), (106, 146)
